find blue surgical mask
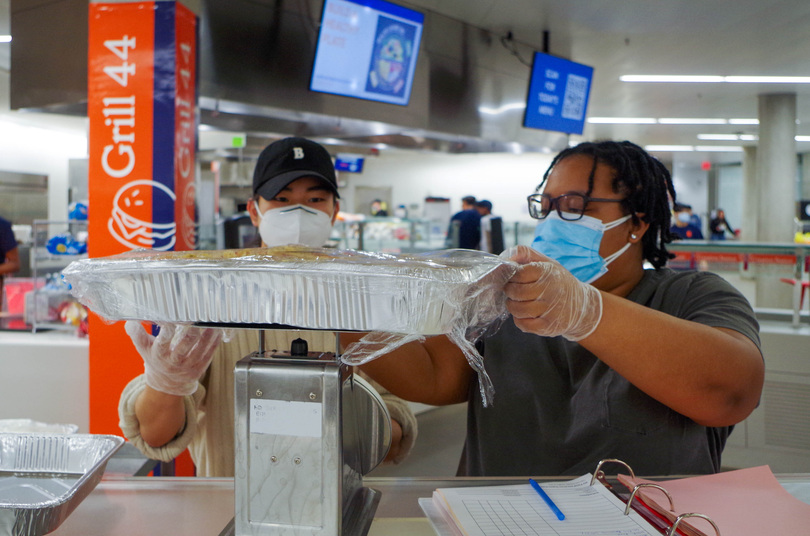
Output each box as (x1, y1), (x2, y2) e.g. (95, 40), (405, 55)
(531, 212), (633, 284)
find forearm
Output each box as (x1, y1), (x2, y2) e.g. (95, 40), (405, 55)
(356, 335), (472, 405)
(580, 292), (764, 426)
(384, 419), (403, 463)
(134, 385), (187, 447)
(0, 259), (19, 275)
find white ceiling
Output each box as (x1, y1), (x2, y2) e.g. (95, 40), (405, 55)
(402, 0), (810, 161)
(4, 0), (810, 162)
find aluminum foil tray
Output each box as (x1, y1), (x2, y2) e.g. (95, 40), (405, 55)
(0, 433), (124, 536)
(62, 246), (517, 335)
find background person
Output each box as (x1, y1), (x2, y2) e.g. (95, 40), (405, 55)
(670, 202), (704, 239)
(475, 199), (505, 254)
(119, 137), (417, 476)
(358, 140), (763, 477)
(709, 208), (736, 240)
(474, 200), (494, 252)
(370, 198), (388, 217)
(447, 195), (481, 249)
(0, 215), (20, 305)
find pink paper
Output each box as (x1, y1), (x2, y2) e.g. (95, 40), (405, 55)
(618, 465), (810, 535)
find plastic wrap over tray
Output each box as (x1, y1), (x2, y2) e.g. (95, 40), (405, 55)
(0, 433), (124, 536)
(62, 246), (517, 336)
(0, 421), (78, 435)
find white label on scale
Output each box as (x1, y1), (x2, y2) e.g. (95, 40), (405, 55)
(250, 398), (323, 437)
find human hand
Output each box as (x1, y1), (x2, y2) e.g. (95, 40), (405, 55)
(384, 418), (403, 463)
(125, 320), (223, 396)
(500, 245), (602, 341)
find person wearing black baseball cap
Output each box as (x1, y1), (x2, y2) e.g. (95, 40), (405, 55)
(120, 136), (417, 474)
(248, 137), (341, 248)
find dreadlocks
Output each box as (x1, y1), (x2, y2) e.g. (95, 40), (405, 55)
(536, 140), (677, 269)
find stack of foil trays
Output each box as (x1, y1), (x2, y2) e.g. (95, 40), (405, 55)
(0, 434), (123, 536)
(62, 246), (517, 335)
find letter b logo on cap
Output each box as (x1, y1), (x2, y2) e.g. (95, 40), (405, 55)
(293, 147), (304, 159)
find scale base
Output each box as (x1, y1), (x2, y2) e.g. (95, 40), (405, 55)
(219, 486), (381, 536)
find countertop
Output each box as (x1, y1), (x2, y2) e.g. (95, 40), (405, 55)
(43, 474), (810, 536)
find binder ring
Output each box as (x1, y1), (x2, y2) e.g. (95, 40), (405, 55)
(590, 458), (636, 486)
(624, 483), (674, 516)
(667, 512), (721, 536)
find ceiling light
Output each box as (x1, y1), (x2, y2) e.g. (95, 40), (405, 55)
(697, 134), (739, 141)
(645, 145), (695, 152)
(478, 103), (525, 115)
(724, 76), (810, 83)
(587, 117), (656, 124)
(621, 75), (810, 84)
(697, 133), (810, 142)
(646, 145), (744, 153)
(621, 75), (724, 83)
(728, 118), (759, 125)
(695, 146), (744, 152)
(589, 117), (743, 125)
(658, 118), (728, 125)
(0, 35), (11, 43)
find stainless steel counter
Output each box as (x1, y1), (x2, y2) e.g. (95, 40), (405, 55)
(45, 474), (810, 536)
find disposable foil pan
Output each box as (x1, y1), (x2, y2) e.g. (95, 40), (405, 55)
(0, 434), (124, 536)
(62, 246), (516, 335)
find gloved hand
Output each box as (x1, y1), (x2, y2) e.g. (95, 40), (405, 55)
(500, 245), (602, 341)
(125, 320), (224, 396)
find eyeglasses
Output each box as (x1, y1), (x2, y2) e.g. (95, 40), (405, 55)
(527, 193), (625, 221)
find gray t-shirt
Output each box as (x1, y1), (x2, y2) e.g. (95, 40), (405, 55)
(461, 268), (761, 477)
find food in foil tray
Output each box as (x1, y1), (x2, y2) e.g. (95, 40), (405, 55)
(62, 246), (517, 335)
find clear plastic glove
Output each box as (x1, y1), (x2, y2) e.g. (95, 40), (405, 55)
(125, 320), (224, 396)
(500, 245), (602, 341)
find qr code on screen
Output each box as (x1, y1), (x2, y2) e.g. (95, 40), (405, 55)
(561, 74), (589, 120)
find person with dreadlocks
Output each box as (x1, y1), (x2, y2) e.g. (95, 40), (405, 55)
(358, 140), (763, 477)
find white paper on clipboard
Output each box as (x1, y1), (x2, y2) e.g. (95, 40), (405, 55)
(423, 474), (660, 536)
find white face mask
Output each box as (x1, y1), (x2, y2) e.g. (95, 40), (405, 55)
(256, 204), (333, 247)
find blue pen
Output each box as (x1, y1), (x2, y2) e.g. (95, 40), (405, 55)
(529, 478), (565, 521)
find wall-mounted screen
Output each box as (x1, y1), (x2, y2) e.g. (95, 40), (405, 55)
(310, 0), (424, 106)
(523, 52), (594, 135)
(335, 154), (365, 173)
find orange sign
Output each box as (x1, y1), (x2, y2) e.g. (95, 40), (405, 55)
(88, 2), (197, 436)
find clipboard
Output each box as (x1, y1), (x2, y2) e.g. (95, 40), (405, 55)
(423, 473), (664, 536)
(421, 459), (810, 536)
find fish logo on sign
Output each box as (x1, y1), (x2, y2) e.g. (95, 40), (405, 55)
(108, 179), (177, 250)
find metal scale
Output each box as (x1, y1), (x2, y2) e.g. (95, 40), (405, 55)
(221, 327), (392, 536)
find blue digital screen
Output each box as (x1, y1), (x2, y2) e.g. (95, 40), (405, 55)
(310, 0), (424, 106)
(335, 154), (365, 173)
(523, 52), (594, 135)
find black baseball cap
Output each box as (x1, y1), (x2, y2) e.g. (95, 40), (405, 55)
(252, 137), (340, 200)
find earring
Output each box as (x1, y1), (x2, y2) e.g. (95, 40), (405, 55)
(631, 234), (637, 239)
